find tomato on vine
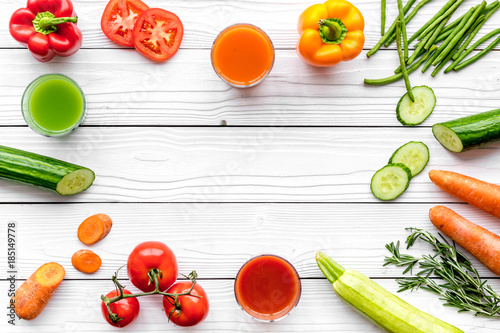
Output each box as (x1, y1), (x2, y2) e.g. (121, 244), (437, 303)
(101, 289), (140, 328)
(127, 241), (178, 292)
(163, 280), (210, 326)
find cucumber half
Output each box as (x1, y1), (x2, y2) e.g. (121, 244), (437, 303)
(432, 109), (500, 153)
(0, 145), (95, 195)
(396, 86), (436, 126)
(389, 141), (429, 177)
(370, 163), (412, 200)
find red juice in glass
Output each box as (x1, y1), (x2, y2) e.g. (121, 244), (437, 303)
(234, 255), (301, 321)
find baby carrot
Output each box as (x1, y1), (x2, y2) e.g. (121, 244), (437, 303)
(77, 214), (113, 245)
(72, 249), (102, 274)
(429, 205), (500, 276)
(12, 262), (65, 320)
(429, 170), (500, 219)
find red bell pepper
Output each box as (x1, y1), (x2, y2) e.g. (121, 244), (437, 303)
(9, 0), (83, 62)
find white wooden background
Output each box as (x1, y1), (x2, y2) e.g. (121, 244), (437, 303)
(1, 0), (499, 332)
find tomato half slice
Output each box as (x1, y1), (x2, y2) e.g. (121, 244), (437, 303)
(101, 0), (149, 47)
(132, 8), (184, 62)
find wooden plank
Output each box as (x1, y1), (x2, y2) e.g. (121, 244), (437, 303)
(0, 49), (499, 126)
(1, 0), (499, 50)
(0, 279), (493, 332)
(0, 127), (499, 203)
(3, 202), (500, 279)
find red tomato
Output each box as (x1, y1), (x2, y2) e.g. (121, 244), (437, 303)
(163, 281), (209, 327)
(127, 241), (178, 292)
(101, 289), (140, 328)
(132, 8), (184, 61)
(101, 0), (149, 46)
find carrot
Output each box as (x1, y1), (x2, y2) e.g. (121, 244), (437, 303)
(12, 262), (65, 320)
(429, 205), (500, 276)
(72, 249), (102, 273)
(429, 170), (500, 219)
(77, 213), (112, 244)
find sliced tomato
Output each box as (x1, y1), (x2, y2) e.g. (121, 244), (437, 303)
(101, 0), (149, 47)
(132, 8), (184, 62)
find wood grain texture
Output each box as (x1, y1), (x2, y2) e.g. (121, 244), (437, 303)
(1, 279), (496, 332)
(0, 48), (498, 126)
(2, 202), (500, 280)
(0, 127), (499, 203)
(0, 0), (499, 50)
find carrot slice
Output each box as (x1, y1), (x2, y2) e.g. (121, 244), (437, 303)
(72, 249), (102, 274)
(429, 170), (500, 219)
(77, 214), (113, 244)
(12, 262), (65, 320)
(429, 205), (500, 276)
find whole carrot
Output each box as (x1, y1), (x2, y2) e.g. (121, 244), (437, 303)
(429, 170), (500, 218)
(12, 262), (65, 320)
(429, 205), (500, 276)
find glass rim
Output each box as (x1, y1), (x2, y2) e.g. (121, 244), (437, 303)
(234, 254), (302, 322)
(21, 73), (86, 137)
(211, 23), (275, 88)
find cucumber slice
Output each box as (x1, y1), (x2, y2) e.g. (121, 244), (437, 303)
(370, 163), (412, 200)
(432, 109), (500, 152)
(388, 141), (429, 177)
(0, 145), (95, 195)
(396, 86), (436, 126)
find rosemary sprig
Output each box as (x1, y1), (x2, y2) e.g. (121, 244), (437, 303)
(384, 228), (500, 317)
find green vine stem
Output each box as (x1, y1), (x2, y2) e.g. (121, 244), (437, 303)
(101, 267), (201, 324)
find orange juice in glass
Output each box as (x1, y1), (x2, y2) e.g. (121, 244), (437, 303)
(211, 24), (275, 88)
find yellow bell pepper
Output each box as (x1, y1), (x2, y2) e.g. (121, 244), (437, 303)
(297, 0), (365, 67)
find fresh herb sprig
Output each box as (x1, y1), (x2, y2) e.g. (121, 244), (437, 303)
(384, 228), (500, 317)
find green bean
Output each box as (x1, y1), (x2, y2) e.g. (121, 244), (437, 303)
(452, 3), (499, 60)
(440, 1), (498, 36)
(434, 28), (453, 44)
(424, 14), (451, 50)
(395, 47), (426, 73)
(422, 9), (471, 73)
(367, 0), (417, 57)
(382, 0), (386, 35)
(407, 0), (456, 44)
(431, 29), (470, 76)
(383, 0), (433, 47)
(454, 28), (500, 71)
(397, 0), (410, 60)
(432, 2), (485, 66)
(417, 0), (466, 40)
(364, 46), (437, 85)
(407, 30), (433, 65)
(396, 21), (415, 101)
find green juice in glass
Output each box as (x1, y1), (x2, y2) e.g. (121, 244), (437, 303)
(22, 74), (86, 136)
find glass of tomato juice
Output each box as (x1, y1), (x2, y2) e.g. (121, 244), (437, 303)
(22, 74), (86, 137)
(211, 24), (275, 88)
(234, 255), (301, 321)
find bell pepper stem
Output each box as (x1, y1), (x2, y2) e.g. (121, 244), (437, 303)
(316, 251), (345, 284)
(319, 19), (342, 41)
(32, 11), (78, 35)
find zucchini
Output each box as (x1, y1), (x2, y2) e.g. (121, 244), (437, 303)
(396, 86), (436, 126)
(388, 141), (429, 177)
(432, 108), (500, 152)
(0, 145), (95, 195)
(316, 252), (464, 333)
(370, 163), (412, 200)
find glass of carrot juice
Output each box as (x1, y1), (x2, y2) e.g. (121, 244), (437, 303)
(211, 24), (275, 88)
(234, 255), (301, 321)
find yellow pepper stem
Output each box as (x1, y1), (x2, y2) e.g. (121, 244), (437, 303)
(318, 18), (348, 44)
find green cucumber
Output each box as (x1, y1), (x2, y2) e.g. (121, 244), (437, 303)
(316, 252), (464, 333)
(396, 86), (436, 126)
(0, 145), (95, 195)
(370, 163), (412, 200)
(389, 141), (429, 177)
(432, 108), (500, 152)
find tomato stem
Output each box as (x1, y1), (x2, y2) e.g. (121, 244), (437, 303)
(101, 268), (201, 323)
